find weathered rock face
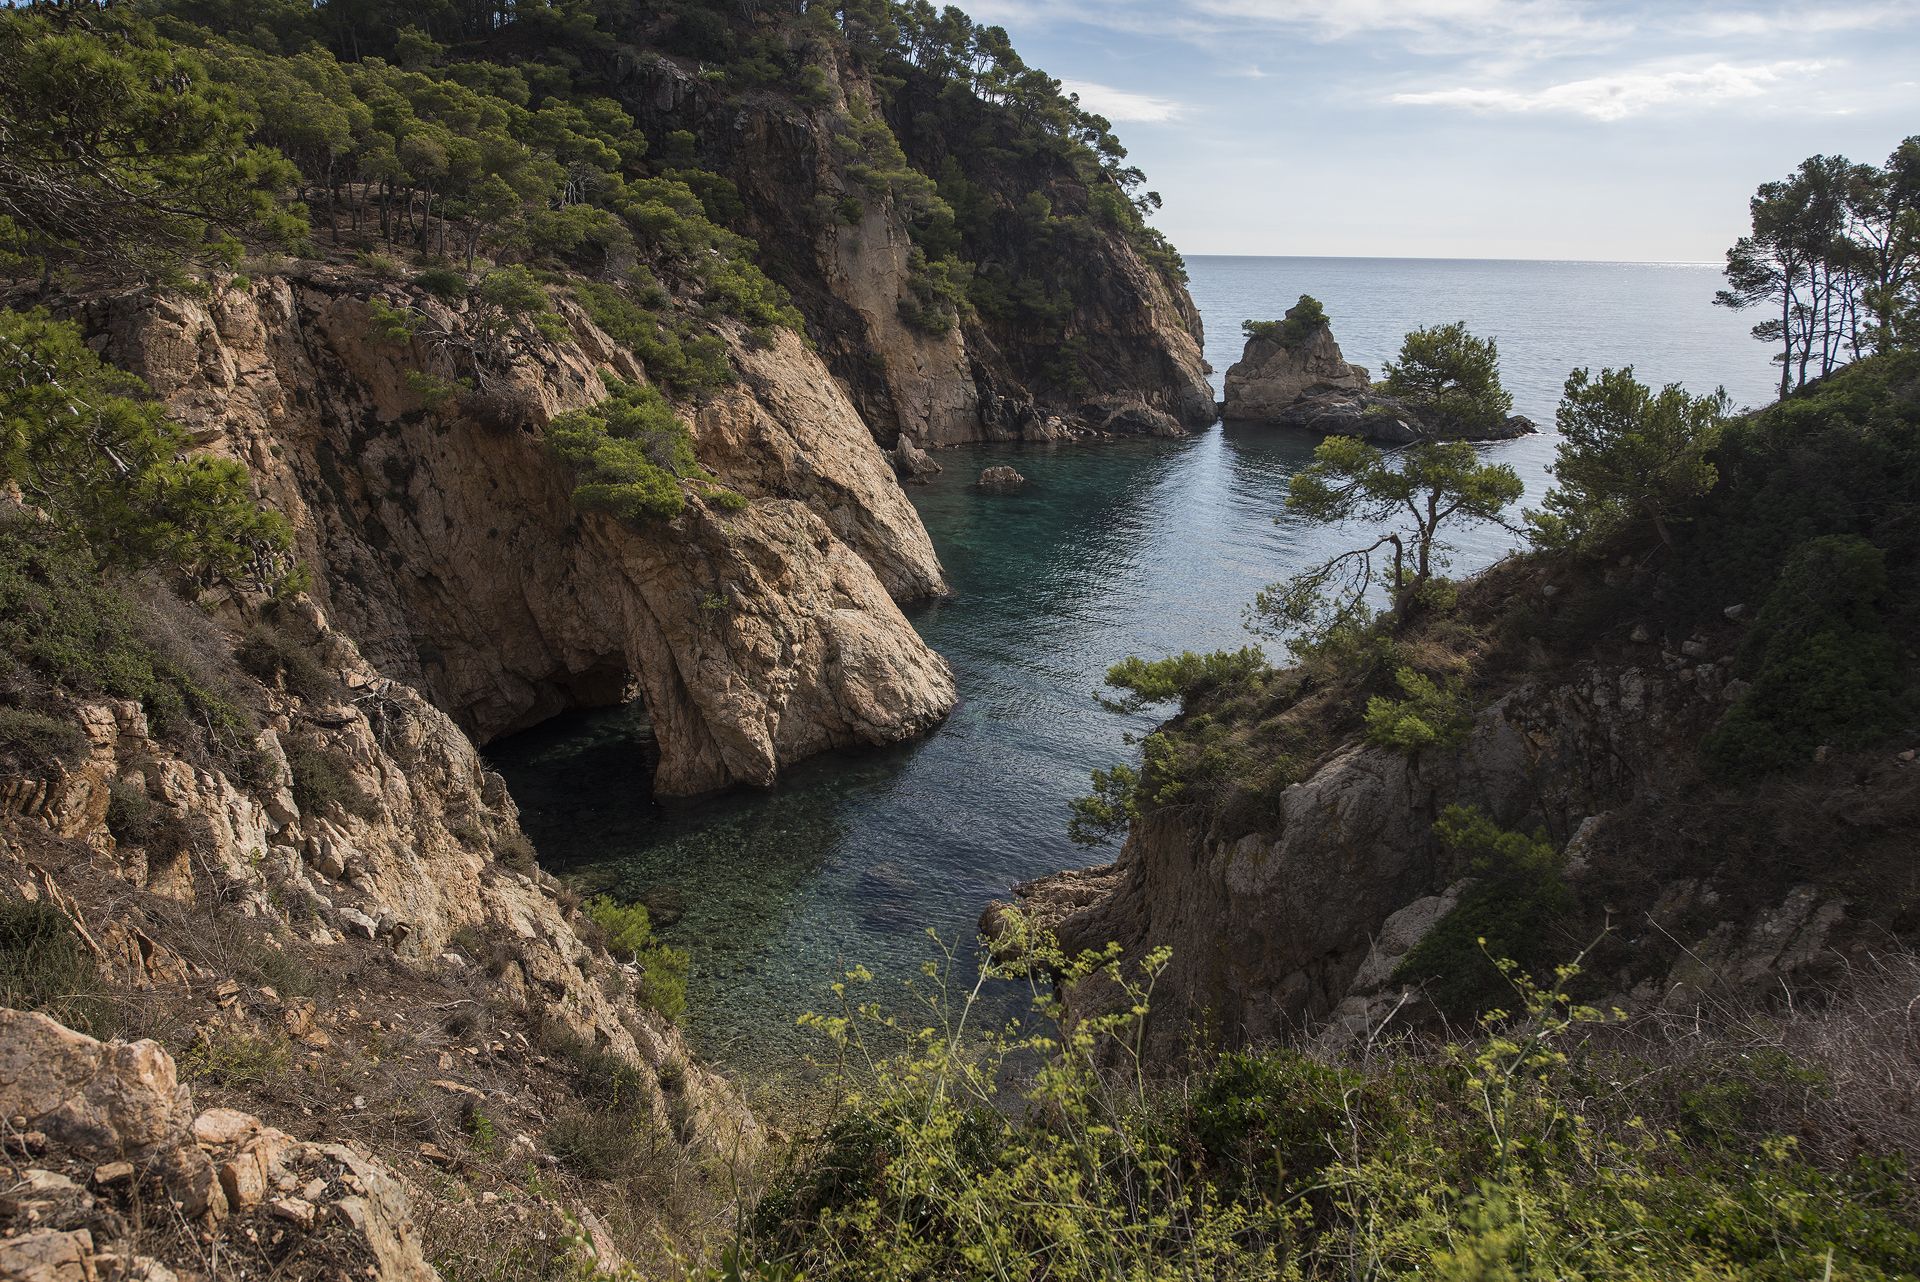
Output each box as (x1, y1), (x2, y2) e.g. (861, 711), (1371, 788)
(1010, 643), (1887, 1059)
(0, 1007), (437, 1281)
(87, 270), (955, 796)
(612, 53), (1215, 448)
(1222, 325), (1370, 423)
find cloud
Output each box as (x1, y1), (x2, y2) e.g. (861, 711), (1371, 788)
(1059, 78), (1189, 122)
(1390, 59), (1827, 121)
(1678, 4), (1918, 38)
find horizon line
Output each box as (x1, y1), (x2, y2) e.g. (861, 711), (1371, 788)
(1183, 251), (1724, 267)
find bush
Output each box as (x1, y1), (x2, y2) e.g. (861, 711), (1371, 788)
(1241, 295), (1327, 347)
(412, 266), (469, 300)
(285, 737), (376, 820)
(547, 1106), (661, 1181)
(545, 377), (703, 522)
(0, 707), (87, 772)
(1704, 534), (1907, 776)
(1363, 667), (1471, 754)
(743, 938), (1920, 1282)
(0, 897), (113, 1035)
(233, 621), (334, 702)
(0, 522), (257, 767)
(1066, 762), (1139, 847)
(1394, 806), (1571, 1021)
(573, 277), (733, 398)
(104, 779), (155, 844)
(1101, 647), (1267, 713)
(0, 309), (295, 587)
(583, 894), (689, 1020)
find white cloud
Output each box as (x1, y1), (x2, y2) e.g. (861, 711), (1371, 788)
(1679, 4), (1918, 38)
(1390, 59), (1827, 121)
(1059, 78), (1189, 122)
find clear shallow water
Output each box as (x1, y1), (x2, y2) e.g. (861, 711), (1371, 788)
(491, 256), (1771, 1069)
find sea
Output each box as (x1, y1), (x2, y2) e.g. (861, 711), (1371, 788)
(489, 255), (1773, 1070)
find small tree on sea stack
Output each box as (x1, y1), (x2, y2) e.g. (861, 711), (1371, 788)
(1242, 294), (1328, 346)
(1382, 321), (1515, 436)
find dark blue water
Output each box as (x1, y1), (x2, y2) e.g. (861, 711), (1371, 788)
(491, 257), (1770, 1068)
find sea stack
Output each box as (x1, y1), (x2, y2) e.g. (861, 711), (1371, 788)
(1223, 295), (1536, 442)
(1222, 295), (1370, 421)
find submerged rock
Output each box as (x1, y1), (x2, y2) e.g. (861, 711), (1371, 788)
(977, 465), (1028, 491)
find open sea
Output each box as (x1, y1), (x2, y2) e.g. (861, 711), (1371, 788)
(490, 256), (1771, 1069)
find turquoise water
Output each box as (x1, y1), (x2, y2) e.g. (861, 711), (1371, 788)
(490, 257), (1771, 1068)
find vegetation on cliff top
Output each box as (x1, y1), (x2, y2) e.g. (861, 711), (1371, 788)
(737, 937), (1920, 1281)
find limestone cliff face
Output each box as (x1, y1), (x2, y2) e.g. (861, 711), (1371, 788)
(1010, 626), (1904, 1059)
(87, 268), (956, 797)
(612, 52), (1214, 449)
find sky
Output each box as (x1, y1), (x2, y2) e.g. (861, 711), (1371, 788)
(962, 0), (1920, 260)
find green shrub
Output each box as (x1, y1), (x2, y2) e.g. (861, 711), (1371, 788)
(183, 1026), (291, 1086)
(104, 779), (155, 844)
(1241, 295), (1328, 347)
(285, 737), (375, 820)
(1067, 762), (1139, 847)
(1363, 667), (1471, 754)
(744, 938), (1920, 1282)
(547, 1106), (661, 1181)
(1704, 535), (1907, 777)
(898, 247), (973, 335)
(545, 377), (703, 522)
(584, 894), (689, 1020)
(573, 277), (733, 399)
(0, 707), (87, 771)
(412, 266), (469, 300)
(233, 622), (334, 702)
(1101, 647), (1267, 713)
(0, 897), (113, 1034)
(1394, 806), (1570, 1021)
(0, 309), (295, 587)
(0, 522), (257, 766)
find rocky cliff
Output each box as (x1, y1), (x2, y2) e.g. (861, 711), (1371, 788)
(0, 576), (759, 1276)
(1003, 553), (1920, 1060)
(84, 267), (955, 797)
(602, 40), (1215, 449)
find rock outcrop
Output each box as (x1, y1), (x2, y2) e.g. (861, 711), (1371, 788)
(1000, 607), (1901, 1059)
(977, 465), (1027, 491)
(87, 270), (956, 796)
(1223, 309), (1536, 443)
(1, 1006), (437, 1281)
(0, 574), (759, 1273)
(893, 434), (942, 483)
(1222, 323), (1370, 422)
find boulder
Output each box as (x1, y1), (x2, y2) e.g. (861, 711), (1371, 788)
(892, 434), (941, 483)
(0, 1006), (438, 1282)
(977, 466), (1027, 491)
